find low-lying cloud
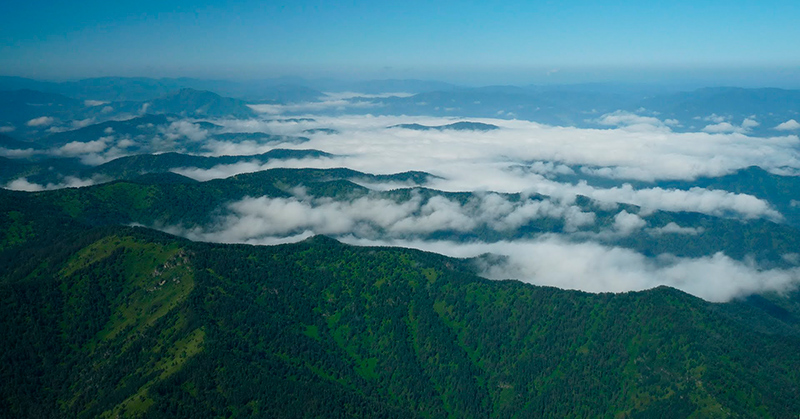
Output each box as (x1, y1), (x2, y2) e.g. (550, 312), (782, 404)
(172, 190), (598, 243)
(5, 176), (102, 191)
(339, 236), (800, 303)
(26, 116), (56, 127)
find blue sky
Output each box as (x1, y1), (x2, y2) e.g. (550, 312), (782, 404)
(2, 0), (799, 84)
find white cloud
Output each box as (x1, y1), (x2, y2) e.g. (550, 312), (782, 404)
(191, 114), (790, 220)
(160, 121), (208, 142)
(703, 114), (727, 123)
(57, 139), (108, 155)
(613, 210), (646, 235)
(71, 118), (96, 129)
(338, 236), (800, 303)
(702, 122), (738, 133)
(596, 111), (668, 131)
(5, 178), (45, 192)
(0, 125), (15, 133)
(741, 118), (760, 129)
(176, 191), (597, 243)
(84, 100), (108, 107)
(775, 119), (800, 131)
(248, 99), (381, 115)
(26, 116), (55, 127)
(576, 184), (781, 221)
(0, 147), (38, 158)
(648, 222), (704, 236)
(4, 176), (101, 192)
(323, 92), (414, 100)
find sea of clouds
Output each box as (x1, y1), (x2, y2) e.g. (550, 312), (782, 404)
(4, 107), (800, 301)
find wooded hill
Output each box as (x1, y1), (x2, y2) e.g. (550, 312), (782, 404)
(1, 184), (800, 418)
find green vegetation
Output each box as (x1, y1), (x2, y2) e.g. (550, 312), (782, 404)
(4, 166), (799, 267)
(2, 209), (800, 417)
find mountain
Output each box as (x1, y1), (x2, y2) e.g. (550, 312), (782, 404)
(0, 76), (327, 103)
(2, 200), (800, 417)
(35, 114), (169, 148)
(143, 88), (257, 119)
(4, 167), (799, 268)
(0, 89), (87, 136)
(636, 87), (800, 135)
(557, 165), (800, 227)
(0, 149), (332, 187)
(88, 149), (333, 180)
(389, 121), (500, 131)
(0, 133), (38, 150)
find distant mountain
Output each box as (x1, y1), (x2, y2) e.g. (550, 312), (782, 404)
(0, 149), (333, 186)
(236, 83), (325, 103)
(0, 133), (39, 150)
(303, 128), (339, 135)
(335, 79), (459, 94)
(389, 121), (500, 131)
(0, 89), (87, 135)
(89, 149), (333, 180)
(0, 76), (326, 103)
(36, 113), (169, 148)
(143, 88), (256, 118)
(636, 87), (800, 135)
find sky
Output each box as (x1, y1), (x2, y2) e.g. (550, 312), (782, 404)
(2, 0), (800, 84)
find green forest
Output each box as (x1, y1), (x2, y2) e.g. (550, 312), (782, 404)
(2, 185), (800, 418)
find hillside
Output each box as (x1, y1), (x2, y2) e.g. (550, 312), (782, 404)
(2, 207), (800, 417)
(5, 168), (799, 268)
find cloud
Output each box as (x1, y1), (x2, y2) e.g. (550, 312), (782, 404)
(26, 116), (55, 127)
(4, 176), (101, 192)
(575, 183), (781, 221)
(160, 121), (209, 142)
(648, 222), (704, 236)
(775, 119), (800, 131)
(0, 125), (15, 133)
(190, 114), (789, 220)
(596, 111), (670, 131)
(338, 236), (800, 303)
(248, 99), (381, 115)
(57, 139), (108, 155)
(0, 147), (38, 158)
(323, 92), (414, 100)
(84, 100), (108, 107)
(702, 122), (738, 133)
(613, 210), (646, 235)
(70, 118), (96, 129)
(702, 114), (727, 123)
(4, 178), (45, 192)
(741, 118), (759, 129)
(171, 157), (339, 181)
(174, 191), (598, 243)
(226, 114), (800, 183)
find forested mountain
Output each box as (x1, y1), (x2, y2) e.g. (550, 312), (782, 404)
(2, 166), (799, 269)
(2, 196), (800, 418)
(2, 76), (800, 418)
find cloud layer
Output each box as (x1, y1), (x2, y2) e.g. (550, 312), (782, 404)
(338, 236), (800, 303)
